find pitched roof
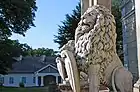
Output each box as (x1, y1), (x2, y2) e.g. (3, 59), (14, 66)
(8, 56), (57, 73)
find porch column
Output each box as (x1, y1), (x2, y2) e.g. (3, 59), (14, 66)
(56, 76), (58, 84)
(41, 76), (44, 86)
(35, 76), (38, 86)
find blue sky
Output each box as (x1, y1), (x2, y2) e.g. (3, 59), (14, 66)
(10, 0), (79, 51)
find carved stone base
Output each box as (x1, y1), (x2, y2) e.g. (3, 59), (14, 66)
(58, 83), (88, 92)
(134, 79), (140, 92)
(58, 83), (110, 92)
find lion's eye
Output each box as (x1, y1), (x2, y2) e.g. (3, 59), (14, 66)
(90, 13), (94, 15)
(88, 13), (91, 16)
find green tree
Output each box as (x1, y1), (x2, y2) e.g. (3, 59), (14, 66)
(0, 39), (32, 74)
(54, 3), (81, 48)
(54, 1), (123, 61)
(111, 0), (123, 62)
(0, 0), (37, 74)
(0, 0), (37, 38)
(27, 48), (57, 56)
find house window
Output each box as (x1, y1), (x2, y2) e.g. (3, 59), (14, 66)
(21, 77), (26, 83)
(9, 77), (14, 84)
(0, 77), (4, 84)
(33, 77), (35, 83)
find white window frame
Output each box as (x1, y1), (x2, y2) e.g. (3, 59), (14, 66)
(9, 77), (14, 84)
(0, 77), (4, 84)
(21, 77), (26, 84)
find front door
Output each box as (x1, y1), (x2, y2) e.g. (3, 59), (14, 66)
(43, 75), (56, 86)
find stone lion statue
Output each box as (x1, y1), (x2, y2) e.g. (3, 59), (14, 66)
(56, 5), (133, 92)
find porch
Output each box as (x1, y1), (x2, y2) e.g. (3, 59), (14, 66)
(35, 64), (62, 86)
(35, 73), (61, 86)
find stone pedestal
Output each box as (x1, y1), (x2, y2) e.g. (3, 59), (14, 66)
(58, 83), (110, 92)
(134, 79), (140, 92)
(59, 84), (88, 92)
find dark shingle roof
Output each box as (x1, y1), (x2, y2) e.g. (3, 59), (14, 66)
(8, 56), (57, 73)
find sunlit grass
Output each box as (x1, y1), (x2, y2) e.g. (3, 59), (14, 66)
(0, 86), (49, 92)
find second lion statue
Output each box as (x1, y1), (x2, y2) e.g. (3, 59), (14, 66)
(56, 5), (133, 92)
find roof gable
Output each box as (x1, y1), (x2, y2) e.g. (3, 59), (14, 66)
(38, 66), (58, 73)
(36, 64), (58, 73)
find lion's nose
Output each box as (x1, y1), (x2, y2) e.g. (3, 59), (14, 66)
(83, 19), (87, 24)
(78, 20), (83, 25)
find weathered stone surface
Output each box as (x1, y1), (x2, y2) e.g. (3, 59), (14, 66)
(134, 79), (140, 92)
(56, 5), (133, 92)
(58, 83), (109, 92)
(81, 0), (111, 15)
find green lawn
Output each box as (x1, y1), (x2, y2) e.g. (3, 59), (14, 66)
(0, 87), (50, 92)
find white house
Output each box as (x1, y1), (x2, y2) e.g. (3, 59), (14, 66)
(0, 56), (61, 87)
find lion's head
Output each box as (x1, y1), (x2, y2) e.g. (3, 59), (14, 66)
(75, 5), (117, 65)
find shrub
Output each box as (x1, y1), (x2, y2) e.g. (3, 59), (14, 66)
(19, 82), (25, 87)
(47, 83), (58, 92)
(0, 81), (3, 86)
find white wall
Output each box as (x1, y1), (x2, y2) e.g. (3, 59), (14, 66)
(36, 73), (60, 76)
(3, 73), (36, 87)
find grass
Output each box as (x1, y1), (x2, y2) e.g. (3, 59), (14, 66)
(0, 86), (50, 92)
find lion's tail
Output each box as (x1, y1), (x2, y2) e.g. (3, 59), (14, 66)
(112, 66), (122, 92)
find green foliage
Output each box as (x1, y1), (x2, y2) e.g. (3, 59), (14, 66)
(27, 48), (58, 56)
(0, 0), (37, 74)
(112, 0), (123, 62)
(0, 86), (59, 92)
(54, 3), (81, 48)
(47, 83), (61, 92)
(19, 82), (25, 88)
(0, 40), (57, 74)
(54, 1), (123, 62)
(0, 39), (32, 74)
(0, 0), (37, 37)
(0, 81), (3, 86)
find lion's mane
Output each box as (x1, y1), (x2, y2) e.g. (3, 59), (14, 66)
(75, 5), (117, 84)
